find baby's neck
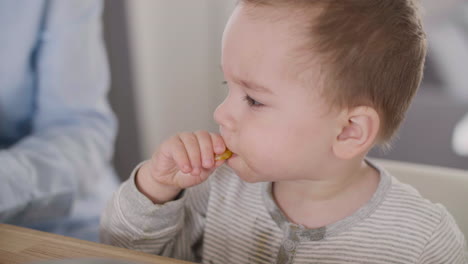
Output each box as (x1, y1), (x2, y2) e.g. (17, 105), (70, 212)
(272, 160), (380, 229)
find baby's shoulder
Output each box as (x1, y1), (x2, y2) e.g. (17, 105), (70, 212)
(355, 178), (465, 252)
(375, 177), (455, 232)
(383, 178), (446, 219)
(379, 178), (467, 261)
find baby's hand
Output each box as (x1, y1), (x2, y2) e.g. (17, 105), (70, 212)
(136, 131), (227, 204)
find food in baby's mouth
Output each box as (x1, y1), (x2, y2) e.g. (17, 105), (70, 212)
(215, 149), (233, 161)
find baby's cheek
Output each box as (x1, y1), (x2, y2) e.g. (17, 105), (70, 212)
(241, 126), (285, 164)
(250, 138), (288, 171)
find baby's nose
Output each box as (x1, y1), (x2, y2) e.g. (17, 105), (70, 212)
(214, 99), (235, 131)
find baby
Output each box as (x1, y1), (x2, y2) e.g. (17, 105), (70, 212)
(100, 0), (467, 263)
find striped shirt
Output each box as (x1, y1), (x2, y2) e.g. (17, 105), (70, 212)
(100, 160), (467, 263)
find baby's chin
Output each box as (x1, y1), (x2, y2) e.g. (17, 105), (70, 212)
(237, 172), (263, 183)
(226, 156), (267, 183)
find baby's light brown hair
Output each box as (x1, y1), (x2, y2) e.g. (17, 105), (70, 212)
(241, 0), (427, 145)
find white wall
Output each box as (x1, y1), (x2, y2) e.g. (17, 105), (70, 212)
(125, 0), (235, 158)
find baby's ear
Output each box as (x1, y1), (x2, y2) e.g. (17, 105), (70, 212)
(332, 106), (380, 160)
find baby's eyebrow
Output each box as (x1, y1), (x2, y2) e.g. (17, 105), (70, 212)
(220, 64), (274, 95)
(239, 79), (274, 95)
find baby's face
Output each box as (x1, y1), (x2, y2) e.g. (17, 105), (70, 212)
(214, 5), (340, 183)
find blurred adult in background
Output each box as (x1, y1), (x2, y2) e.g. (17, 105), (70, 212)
(0, 0), (118, 242)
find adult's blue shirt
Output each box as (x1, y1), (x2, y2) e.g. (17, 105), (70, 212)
(0, 0), (118, 241)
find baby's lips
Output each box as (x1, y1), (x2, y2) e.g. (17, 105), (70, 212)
(214, 149), (233, 161)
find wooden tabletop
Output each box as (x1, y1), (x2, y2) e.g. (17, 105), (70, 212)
(0, 223), (193, 264)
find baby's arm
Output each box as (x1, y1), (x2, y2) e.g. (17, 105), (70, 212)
(100, 131), (227, 261)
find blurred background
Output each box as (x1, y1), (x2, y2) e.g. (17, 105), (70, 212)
(102, 0), (468, 180)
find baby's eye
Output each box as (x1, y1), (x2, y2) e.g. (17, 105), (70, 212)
(244, 95), (263, 107)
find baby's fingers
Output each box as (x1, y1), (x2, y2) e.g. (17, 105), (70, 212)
(179, 132), (202, 176)
(210, 132), (230, 168)
(195, 130), (215, 169)
(210, 133), (227, 155)
(156, 135), (192, 174)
